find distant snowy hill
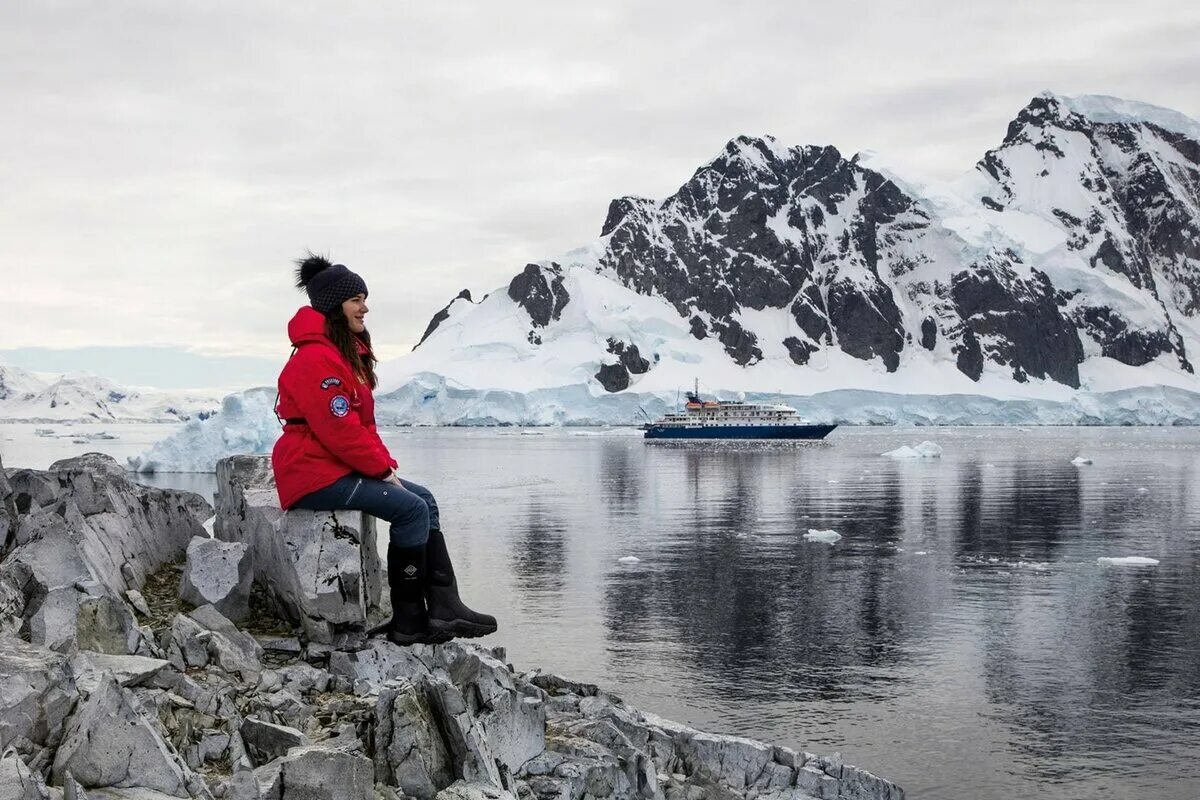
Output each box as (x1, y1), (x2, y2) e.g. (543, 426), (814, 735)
(374, 91), (1200, 423)
(0, 363), (219, 423)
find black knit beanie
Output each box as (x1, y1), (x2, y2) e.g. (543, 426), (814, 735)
(294, 254), (368, 316)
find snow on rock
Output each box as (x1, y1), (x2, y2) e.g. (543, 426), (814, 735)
(1071, 456), (1094, 465)
(617, 556), (641, 563)
(1097, 556), (1160, 566)
(129, 386), (278, 473)
(804, 529), (843, 544)
(882, 441), (943, 459)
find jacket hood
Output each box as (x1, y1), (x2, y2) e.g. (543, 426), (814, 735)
(286, 305), (372, 355)
(287, 306), (330, 347)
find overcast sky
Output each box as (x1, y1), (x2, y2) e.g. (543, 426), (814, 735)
(3, 1), (1198, 388)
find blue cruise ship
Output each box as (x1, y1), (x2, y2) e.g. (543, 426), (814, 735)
(642, 385), (836, 440)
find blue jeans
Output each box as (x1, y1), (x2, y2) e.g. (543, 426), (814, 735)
(293, 474), (439, 548)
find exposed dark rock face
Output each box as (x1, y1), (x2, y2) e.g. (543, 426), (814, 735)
(508, 263), (569, 329)
(783, 336), (818, 365)
(606, 339), (650, 375)
(414, 289), (472, 351)
(951, 264), (1084, 387)
(1079, 306), (1173, 366)
(920, 317), (937, 351)
(594, 363), (630, 392)
(976, 93), (1200, 373)
(826, 277), (904, 371)
(413, 93), (1199, 392)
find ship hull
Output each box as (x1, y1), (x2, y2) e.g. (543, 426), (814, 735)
(643, 424), (837, 440)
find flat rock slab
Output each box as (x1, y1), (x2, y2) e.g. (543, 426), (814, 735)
(69, 653), (170, 694)
(215, 455), (382, 644)
(179, 537), (252, 621)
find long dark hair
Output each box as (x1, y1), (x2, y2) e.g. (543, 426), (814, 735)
(326, 308), (378, 389)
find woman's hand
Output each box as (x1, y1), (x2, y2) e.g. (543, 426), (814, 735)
(383, 470), (403, 486)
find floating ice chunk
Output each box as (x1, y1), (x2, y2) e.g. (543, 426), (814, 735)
(1097, 556), (1159, 566)
(1071, 456), (1093, 465)
(1136, 487), (1148, 493)
(803, 529), (842, 544)
(618, 556), (641, 564)
(882, 441), (943, 459)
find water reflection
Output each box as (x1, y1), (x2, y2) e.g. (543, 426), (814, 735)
(517, 430), (1200, 800)
(509, 500), (568, 613)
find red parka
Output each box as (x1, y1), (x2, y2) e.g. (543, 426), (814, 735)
(271, 306), (397, 509)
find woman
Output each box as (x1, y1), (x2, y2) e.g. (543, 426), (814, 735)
(271, 253), (496, 646)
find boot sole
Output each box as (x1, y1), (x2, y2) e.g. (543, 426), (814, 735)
(429, 618), (497, 639)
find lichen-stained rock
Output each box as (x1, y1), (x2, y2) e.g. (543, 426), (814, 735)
(214, 456), (383, 645)
(179, 537), (252, 622)
(51, 674), (208, 798)
(254, 747), (374, 800)
(0, 635), (77, 771)
(75, 594), (148, 655)
(0, 747), (51, 800)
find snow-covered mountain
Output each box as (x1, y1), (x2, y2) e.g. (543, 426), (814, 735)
(376, 92), (1200, 422)
(0, 363), (220, 423)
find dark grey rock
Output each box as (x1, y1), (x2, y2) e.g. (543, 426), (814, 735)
(239, 718), (309, 767)
(594, 363), (630, 393)
(415, 290), (474, 350)
(507, 263), (570, 329)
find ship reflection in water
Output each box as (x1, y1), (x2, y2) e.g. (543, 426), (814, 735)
(386, 425), (1200, 800)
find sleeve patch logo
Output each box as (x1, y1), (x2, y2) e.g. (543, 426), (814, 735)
(321, 377), (342, 390)
(330, 395), (351, 417)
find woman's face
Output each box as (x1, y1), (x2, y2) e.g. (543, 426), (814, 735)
(342, 294), (368, 333)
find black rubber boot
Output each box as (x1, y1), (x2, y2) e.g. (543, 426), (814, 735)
(425, 528), (498, 639)
(385, 543), (444, 646)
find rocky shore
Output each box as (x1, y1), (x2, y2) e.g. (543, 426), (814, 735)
(0, 451), (904, 800)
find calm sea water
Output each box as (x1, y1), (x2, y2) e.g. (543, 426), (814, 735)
(3, 423), (1199, 800)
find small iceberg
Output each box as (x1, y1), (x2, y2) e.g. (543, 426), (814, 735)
(882, 441), (942, 459)
(617, 556), (641, 564)
(1097, 556), (1159, 566)
(1071, 456), (1093, 465)
(803, 529), (842, 544)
